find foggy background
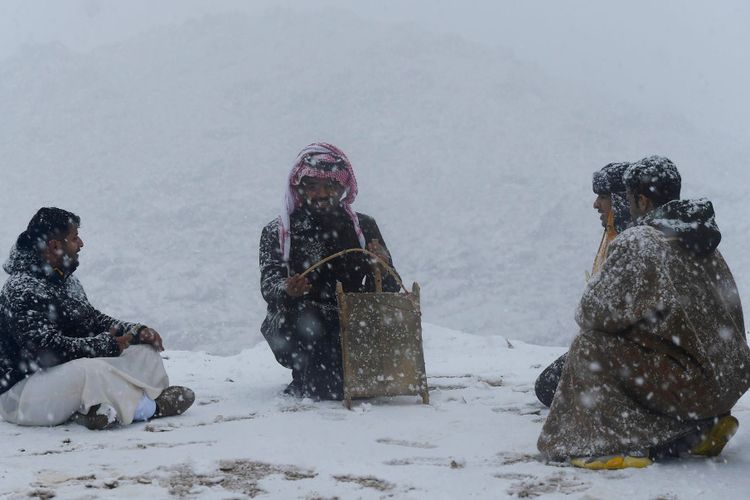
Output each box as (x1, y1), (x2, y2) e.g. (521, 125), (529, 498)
(4, 1), (749, 139)
(1, 0), (747, 354)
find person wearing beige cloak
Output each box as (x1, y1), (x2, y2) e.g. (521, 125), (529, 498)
(538, 156), (750, 469)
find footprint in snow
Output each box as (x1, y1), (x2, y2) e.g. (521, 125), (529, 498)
(376, 437), (437, 449)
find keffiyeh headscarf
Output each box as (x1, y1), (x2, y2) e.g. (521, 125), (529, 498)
(279, 143), (366, 263)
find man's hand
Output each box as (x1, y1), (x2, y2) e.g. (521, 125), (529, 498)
(285, 274), (311, 297)
(367, 240), (390, 264)
(110, 330), (133, 353)
(137, 327), (165, 352)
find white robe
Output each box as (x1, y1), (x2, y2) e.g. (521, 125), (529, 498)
(0, 345), (168, 426)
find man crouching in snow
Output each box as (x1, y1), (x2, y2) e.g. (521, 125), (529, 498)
(535, 161), (632, 407)
(538, 156), (750, 469)
(0, 207), (194, 430)
(260, 143), (400, 400)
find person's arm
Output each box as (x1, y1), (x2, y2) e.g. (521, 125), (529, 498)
(260, 220), (308, 303)
(66, 277), (139, 336)
(62, 277), (163, 351)
(708, 251), (745, 336)
(74, 284), (164, 349)
(576, 226), (671, 334)
(9, 289), (120, 368)
(359, 214), (401, 292)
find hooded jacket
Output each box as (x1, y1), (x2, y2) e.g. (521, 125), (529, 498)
(0, 245), (134, 394)
(539, 198), (750, 458)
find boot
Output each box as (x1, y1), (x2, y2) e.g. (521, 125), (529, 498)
(690, 415), (739, 457)
(153, 386), (195, 418)
(70, 404), (116, 430)
(570, 454), (652, 470)
(283, 370), (304, 398)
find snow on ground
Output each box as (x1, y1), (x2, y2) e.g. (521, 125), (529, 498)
(1, 323), (748, 499)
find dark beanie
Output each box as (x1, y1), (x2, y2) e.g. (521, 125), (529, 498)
(592, 162), (630, 195)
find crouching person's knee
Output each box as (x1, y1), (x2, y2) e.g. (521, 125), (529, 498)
(535, 353), (567, 407)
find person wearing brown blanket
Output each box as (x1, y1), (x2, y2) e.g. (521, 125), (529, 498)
(538, 156), (750, 469)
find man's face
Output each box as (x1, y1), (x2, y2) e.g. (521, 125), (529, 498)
(55, 226), (84, 272)
(593, 193), (612, 228)
(298, 177), (345, 212)
(627, 190), (650, 219)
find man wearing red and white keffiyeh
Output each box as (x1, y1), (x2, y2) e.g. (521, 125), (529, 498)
(259, 143), (401, 400)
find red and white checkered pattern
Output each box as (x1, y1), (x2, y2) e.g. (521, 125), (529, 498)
(279, 143), (365, 264)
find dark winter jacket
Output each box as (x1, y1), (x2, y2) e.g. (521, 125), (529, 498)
(0, 245), (135, 394)
(259, 207), (399, 358)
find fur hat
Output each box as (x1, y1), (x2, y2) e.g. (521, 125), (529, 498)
(592, 162), (631, 233)
(592, 162), (630, 195)
(624, 156), (681, 205)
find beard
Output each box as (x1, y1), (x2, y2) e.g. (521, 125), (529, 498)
(61, 253), (80, 274)
(303, 197), (341, 214)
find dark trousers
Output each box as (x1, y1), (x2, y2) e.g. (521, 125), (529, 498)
(266, 304), (344, 401)
(534, 353), (567, 407)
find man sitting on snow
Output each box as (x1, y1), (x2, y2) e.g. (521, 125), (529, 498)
(534, 162), (631, 407)
(538, 156), (750, 469)
(0, 207), (194, 430)
(260, 143), (399, 400)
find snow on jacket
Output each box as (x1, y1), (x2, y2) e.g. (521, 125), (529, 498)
(259, 207), (399, 362)
(577, 198), (748, 398)
(0, 245), (135, 394)
(539, 198), (750, 458)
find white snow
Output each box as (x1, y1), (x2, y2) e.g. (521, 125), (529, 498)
(0, 324), (748, 498)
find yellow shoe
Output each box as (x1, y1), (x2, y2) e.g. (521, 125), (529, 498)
(570, 455), (652, 470)
(690, 415), (739, 457)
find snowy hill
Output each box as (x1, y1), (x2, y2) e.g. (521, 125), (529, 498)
(1, 8), (747, 354)
(0, 324), (747, 498)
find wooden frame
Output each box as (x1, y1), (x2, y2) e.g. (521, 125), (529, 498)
(337, 281), (429, 409)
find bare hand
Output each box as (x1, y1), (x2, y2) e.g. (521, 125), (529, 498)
(114, 333), (133, 353)
(285, 274), (311, 297)
(109, 325), (129, 353)
(367, 240), (390, 263)
(137, 327), (165, 352)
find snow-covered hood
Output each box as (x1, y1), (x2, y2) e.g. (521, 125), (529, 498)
(640, 198), (721, 257)
(3, 243), (44, 276)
